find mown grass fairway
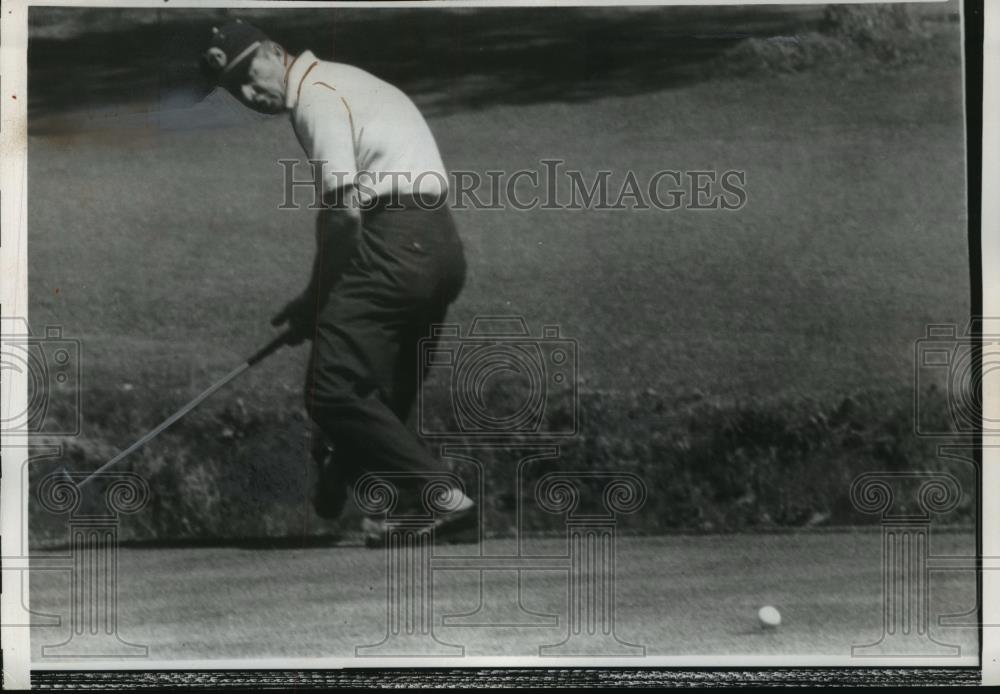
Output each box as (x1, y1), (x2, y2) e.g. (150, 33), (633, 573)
(28, 62), (967, 404)
(25, 6), (972, 540)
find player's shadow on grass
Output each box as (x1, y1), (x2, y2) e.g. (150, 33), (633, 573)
(28, 5), (825, 124)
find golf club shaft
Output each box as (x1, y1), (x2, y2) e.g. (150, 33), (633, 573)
(76, 331), (292, 489)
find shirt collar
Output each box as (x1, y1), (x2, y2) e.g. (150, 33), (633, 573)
(284, 49), (319, 110)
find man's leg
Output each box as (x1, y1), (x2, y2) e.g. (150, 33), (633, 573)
(385, 207), (466, 424)
(311, 425), (364, 520)
(379, 301), (475, 538)
(307, 201), (468, 525)
(305, 280), (449, 513)
(388, 303), (447, 425)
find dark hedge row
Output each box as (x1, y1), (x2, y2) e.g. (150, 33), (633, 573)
(29, 382), (974, 547)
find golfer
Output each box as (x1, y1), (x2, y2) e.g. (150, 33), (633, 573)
(201, 20), (474, 542)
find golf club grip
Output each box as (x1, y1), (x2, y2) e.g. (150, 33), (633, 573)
(247, 330), (294, 366)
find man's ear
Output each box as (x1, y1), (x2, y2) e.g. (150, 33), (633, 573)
(267, 41), (291, 67)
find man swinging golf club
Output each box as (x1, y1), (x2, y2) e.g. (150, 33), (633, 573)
(200, 20), (474, 543)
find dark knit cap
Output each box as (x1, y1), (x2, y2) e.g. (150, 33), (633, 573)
(200, 19), (269, 87)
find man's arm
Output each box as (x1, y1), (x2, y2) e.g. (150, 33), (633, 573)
(307, 187), (363, 298)
(274, 82), (363, 343)
(272, 186), (362, 343)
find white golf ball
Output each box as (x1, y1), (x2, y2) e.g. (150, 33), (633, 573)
(758, 605), (781, 628)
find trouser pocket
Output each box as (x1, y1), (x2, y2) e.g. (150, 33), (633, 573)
(364, 205), (465, 305)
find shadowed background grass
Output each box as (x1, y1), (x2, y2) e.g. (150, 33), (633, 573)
(25, 4), (973, 544)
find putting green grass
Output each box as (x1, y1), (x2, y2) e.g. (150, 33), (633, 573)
(29, 531), (977, 660)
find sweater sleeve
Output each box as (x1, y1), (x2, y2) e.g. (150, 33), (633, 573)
(291, 81), (359, 197)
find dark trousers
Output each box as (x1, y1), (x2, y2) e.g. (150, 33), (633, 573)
(305, 196), (465, 505)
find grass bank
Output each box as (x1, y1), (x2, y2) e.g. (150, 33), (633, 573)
(29, 383), (975, 546)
